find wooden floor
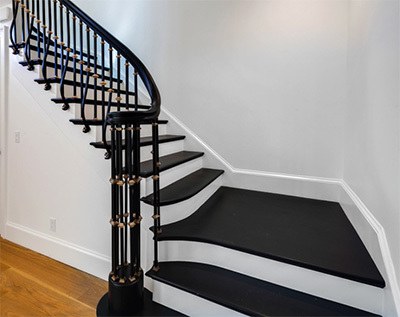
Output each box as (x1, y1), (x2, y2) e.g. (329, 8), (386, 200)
(0, 237), (107, 316)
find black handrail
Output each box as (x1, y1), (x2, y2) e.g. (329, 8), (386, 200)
(62, 0), (161, 121)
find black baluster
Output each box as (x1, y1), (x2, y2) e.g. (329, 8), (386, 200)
(53, 0), (58, 78)
(101, 40), (106, 122)
(36, 0), (40, 59)
(132, 123), (141, 276)
(10, 0), (20, 54)
(59, 6), (71, 111)
(42, 0), (53, 90)
(125, 60), (129, 110)
(151, 121), (161, 272)
(80, 26), (91, 133)
(93, 33), (98, 119)
(72, 14), (77, 100)
(110, 125), (118, 280)
(21, 0), (26, 44)
(116, 53), (121, 111)
(24, 0), (35, 70)
(79, 20), (84, 101)
(59, 1), (64, 73)
(134, 69), (138, 111)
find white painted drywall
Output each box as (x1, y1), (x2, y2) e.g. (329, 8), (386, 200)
(73, 0), (348, 179)
(345, 0), (400, 287)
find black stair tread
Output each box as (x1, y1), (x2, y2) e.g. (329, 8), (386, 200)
(147, 262), (380, 317)
(70, 118), (167, 126)
(139, 151), (204, 178)
(157, 187), (385, 288)
(61, 99), (148, 110)
(34, 78), (134, 95)
(142, 168), (224, 206)
(90, 135), (185, 149)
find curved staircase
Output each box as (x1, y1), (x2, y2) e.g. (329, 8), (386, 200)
(7, 0), (385, 316)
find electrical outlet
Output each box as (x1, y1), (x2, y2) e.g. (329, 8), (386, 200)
(15, 132), (20, 143)
(50, 218), (56, 232)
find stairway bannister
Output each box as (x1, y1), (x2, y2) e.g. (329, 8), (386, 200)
(9, 0), (162, 315)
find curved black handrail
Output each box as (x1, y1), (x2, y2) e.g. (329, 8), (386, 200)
(62, 0), (161, 122)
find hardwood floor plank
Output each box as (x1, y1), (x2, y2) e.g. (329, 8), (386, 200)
(0, 237), (107, 316)
(0, 238), (107, 307)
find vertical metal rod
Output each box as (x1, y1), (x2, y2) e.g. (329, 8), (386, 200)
(116, 53), (121, 111)
(93, 33), (98, 119)
(41, 0), (45, 55)
(101, 40), (105, 121)
(59, 7), (71, 111)
(36, 0), (40, 59)
(41, 0), (53, 90)
(21, 0), (26, 43)
(53, 0), (58, 77)
(10, 0), (20, 54)
(24, 0), (35, 70)
(133, 123), (141, 275)
(110, 126), (118, 276)
(79, 20), (83, 99)
(134, 69), (138, 111)
(72, 14), (77, 98)
(116, 125), (123, 276)
(59, 1), (64, 71)
(125, 61), (129, 110)
(152, 122), (160, 270)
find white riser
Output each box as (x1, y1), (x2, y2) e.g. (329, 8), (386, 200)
(141, 175), (222, 272)
(144, 157), (203, 194)
(142, 175), (222, 226)
(151, 280), (245, 317)
(157, 240), (383, 315)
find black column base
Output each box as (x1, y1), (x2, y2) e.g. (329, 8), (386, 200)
(98, 267), (144, 316)
(96, 288), (184, 317)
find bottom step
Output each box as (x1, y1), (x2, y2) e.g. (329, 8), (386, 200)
(147, 262), (380, 317)
(96, 288), (184, 316)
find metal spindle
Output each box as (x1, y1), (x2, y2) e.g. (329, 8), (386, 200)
(134, 70), (138, 111)
(36, 0), (40, 59)
(152, 121), (161, 271)
(53, 0), (58, 77)
(24, 0), (35, 70)
(21, 0), (26, 43)
(93, 33), (98, 119)
(72, 14), (77, 98)
(133, 123), (141, 275)
(116, 53), (121, 111)
(125, 61), (129, 110)
(116, 124), (124, 277)
(79, 20), (83, 100)
(101, 40), (106, 121)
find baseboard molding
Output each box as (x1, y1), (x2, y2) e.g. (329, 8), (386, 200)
(5, 221), (110, 280)
(339, 182), (400, 316)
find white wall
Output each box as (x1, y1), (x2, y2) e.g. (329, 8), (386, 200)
(345, 0), (400, 286)
(75, 0), (348, 179)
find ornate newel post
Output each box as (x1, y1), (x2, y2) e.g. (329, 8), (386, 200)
(97, 113), (144, 316)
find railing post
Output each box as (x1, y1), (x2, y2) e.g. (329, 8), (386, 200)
(101, 119), (144, 316)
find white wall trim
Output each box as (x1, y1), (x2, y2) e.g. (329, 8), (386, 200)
(0, 25), (9, 236)
(340, 181), (400, 316)
(5, 221), (110, 280)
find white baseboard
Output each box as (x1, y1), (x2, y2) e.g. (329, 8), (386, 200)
(339, 182), (400, 316)
(5, 221), (110, 280)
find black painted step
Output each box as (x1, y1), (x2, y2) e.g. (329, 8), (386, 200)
(142, 168), (224, 206)
(157, 187), (385, 288)
(19, 56), (110, 72)
(147, 262), (379, 317)
(90, 135), (185, 149)
(139, 151), (204, 178)
(34, 78), (134, 96)
(56, 98), (147, 111)
(69, 118), (168, 126)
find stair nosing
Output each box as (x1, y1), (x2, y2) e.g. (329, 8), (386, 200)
(89, 134), (184, 149)
(142, 168), (224, 206)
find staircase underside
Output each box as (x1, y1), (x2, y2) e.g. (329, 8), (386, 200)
(157, 186), (385, 288)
